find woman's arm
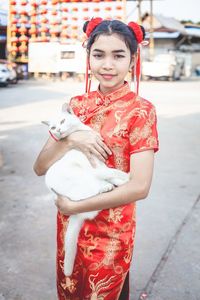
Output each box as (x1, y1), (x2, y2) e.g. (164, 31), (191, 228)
(33, 137), (71, 176)
(55, 150), (155, 215)
(33, 131), (112, 176)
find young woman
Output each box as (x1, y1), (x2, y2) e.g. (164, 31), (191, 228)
(34, 18), (159, 300)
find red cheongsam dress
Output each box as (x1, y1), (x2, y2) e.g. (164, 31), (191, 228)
(56, 82), (159, 300)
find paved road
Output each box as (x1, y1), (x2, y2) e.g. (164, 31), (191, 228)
(0, 78), (200, 300)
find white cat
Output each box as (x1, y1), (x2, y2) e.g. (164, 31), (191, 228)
(43, 103), (129, 276)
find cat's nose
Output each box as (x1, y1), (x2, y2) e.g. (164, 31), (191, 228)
(56, 128), (61, 132)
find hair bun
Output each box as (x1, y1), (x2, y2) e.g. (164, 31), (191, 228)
(83, 21), (89, 34)
(127, 22), (144, 43)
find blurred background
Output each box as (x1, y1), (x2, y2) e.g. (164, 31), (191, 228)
(0, 0), (200, 83)
(0, 1), (200, 300)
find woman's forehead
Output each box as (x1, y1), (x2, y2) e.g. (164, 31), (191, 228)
(91, 33), (129, 52)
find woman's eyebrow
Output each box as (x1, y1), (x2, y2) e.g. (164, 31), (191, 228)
(92, 49), (126, 53)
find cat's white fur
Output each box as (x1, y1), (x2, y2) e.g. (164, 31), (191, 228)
(44, 103), (129, 276)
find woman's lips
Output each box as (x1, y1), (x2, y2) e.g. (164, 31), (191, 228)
(100, 74), (116, 80)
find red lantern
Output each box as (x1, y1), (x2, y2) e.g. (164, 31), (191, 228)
(40, 36), (49, 42)
(18, 17), (28, 24)
(50, 26), (60, 34)
(19, 35), (28, 43)
(10, 0), (16, 5)
(11, 25), (18, 33)
(60, 32), (69, 38)
(83, 16), (89, 20)
(41, 0), (48, 4)
(11, 45), (18, 55)
(72, 17), (78, 21)
(72, 7), (78, 11)
(105, 7), (112, 11)
(116, 6), (122, 10)
(19, 44), (28, 53)
(51, 10), (58, 15)
(19, 10), (28, 15)
(30, 1), (38, 7)
(71, 33), (78, 39)
(62, 8), (69, 13)
(11, 18), (18, 24)
(20, 0), (28, 5)
(62, 16), (68, 20)
(71, 25), (78, 30)
(41, 17), (48, 23)
(30, 18), (38, 25)
(29, 10), (37, 16)
(93, 7), (100, 12)
(39, 26), (49, 33)
(40, 8), (48, 14)
(82, 7), (89, 11)
(10, 8), (17, 15)
(51, 0), (59, 4)
(50, 20), (59, 25)
(18, 26), (27, 34)
(10, 36), (18, 43)
(29, 27), (37, 35)
(61, 24), (68, 29)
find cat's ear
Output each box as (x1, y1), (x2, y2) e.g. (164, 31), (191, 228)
(41, 120), (50, 126)
(62, 103), (73, 114)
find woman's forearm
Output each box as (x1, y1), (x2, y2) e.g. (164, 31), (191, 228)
(33, 137), (71, 176)
(72, 179), (149, 214)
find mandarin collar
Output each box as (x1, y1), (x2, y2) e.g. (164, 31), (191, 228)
(96, 82), (131, 105)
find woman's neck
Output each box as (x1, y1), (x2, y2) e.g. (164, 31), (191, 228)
(99, 81), (126, 95)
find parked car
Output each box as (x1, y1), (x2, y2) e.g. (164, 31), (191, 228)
(195, 65), (200, 76)
(7, 65), (18, 84)
(0, 63), (10, 87)
(0, 60), (18, 84)
(142, 53), (185, 81)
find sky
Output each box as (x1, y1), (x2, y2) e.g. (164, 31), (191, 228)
(0, 0), (200, 22)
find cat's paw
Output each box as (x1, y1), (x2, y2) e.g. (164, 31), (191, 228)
(99, 183), (114, 193)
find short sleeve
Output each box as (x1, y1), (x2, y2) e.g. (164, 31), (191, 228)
(129, 103), (159, 154)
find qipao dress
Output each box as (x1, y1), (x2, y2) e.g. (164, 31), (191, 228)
(56, 82), (159, 300)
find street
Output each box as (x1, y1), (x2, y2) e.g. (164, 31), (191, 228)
(0, 77), (200, 300)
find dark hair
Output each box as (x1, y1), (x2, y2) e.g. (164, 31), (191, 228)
(83, 19), (145, 55)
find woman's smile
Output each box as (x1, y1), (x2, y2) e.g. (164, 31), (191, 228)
(100, 73), (117, 80)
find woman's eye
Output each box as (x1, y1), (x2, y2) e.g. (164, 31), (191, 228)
(114, 55), (125, 59)
(93, 54), (103, 58)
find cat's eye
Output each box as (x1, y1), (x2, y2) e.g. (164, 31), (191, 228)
(60, 119), (65, 125)
(51, 126), (56, 130)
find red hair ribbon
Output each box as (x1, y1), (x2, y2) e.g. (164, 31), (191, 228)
(127, 22), (143, 44)
(128, 22), (144, 94)
(86, 17), (103, 37)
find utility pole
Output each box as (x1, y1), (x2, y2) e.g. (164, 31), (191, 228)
(6, 0), (12, 62)
(149, 0), (154, 60)
(137, 0), (142, 24)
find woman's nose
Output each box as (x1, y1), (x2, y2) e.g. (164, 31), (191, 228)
(102, 58), (113, 69)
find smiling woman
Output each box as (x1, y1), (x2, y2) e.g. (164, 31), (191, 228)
(34, 18), (159, 300)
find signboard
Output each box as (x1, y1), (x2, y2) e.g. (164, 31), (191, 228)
(28, 42), (60, 73)
(28, 42), (86, 74)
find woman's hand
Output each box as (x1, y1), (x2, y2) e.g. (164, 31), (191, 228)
(67, 130), (112, 167)
(55, 195), (76, 215)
